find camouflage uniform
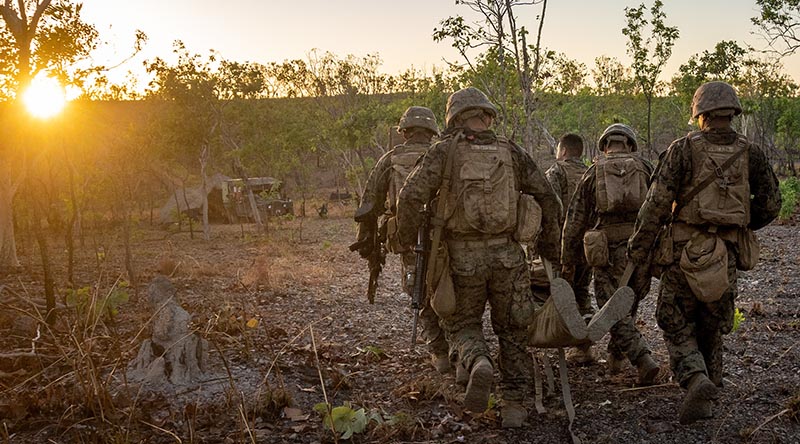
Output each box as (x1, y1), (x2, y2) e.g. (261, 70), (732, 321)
(355, 108), (448, 360)
(545, 158), (591, 315)
(562, 127), (655, 368)
(629, 81), (781, 424)
(629, 129), (780, 387)
(397, 128), (562, 403)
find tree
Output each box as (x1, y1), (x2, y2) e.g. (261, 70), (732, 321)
(591, 55), (635, 96)
(753, 0), (800, 55)
(622, 0), (679, 155)
(670, 40), (748, 108)
(0, 0), (98, 271)
(433, 0), (552, 152)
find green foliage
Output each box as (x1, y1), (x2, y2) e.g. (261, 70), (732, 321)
(361, 345), (387, 361)
(65, 281), (130, 323)
(313, 401), (381, 440)
(779, 177), (800, 220)
(732, 307), (746, 333)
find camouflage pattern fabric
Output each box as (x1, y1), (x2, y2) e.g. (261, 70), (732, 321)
(629, 128), (781, 388)
(357, 140), (449, 357)
(562, 155), (654, 363)
(656, 242), (736, 387)
(546, 158), (591, 313)
(443, 241), (533, 402)
(397, 129), (562, 402)
(594, 242), (652, 363)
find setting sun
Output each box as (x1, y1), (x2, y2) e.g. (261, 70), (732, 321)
(22, 73), (66, 119)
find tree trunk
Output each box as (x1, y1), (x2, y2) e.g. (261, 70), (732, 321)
(0, 181), (20, 269)
(32, 206), (56, 324)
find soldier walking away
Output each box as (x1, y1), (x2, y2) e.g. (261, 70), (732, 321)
(545, 133), (594, 364)
(628, 81), (781, 424)
(352, 106), (452, 373)
(396, 87), (562, 428)
(562, 124), (661, 385)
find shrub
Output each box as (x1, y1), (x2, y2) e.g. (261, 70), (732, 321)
(779, 177), (800, 221)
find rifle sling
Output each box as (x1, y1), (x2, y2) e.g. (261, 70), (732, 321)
(426, 132), (461, 286)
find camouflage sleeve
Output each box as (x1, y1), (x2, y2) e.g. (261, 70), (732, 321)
(747, 143), (781, 230)
(561, 167), (597, 265)
(544, 163), (567, 226)
(509, 144), (563, 264)
(359, 151), (393, 214)
(356, 151), (393, 242)
(629, 138), (689, 257)
(396, 141), (447, 248)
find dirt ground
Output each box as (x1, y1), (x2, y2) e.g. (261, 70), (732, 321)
(0, 202), (798, 443)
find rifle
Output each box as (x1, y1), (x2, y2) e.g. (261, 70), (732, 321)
(349, 206), (387, 304)
(410, 204), (431, 348)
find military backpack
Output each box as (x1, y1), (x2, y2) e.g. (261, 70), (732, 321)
(595, 152), (650, 214)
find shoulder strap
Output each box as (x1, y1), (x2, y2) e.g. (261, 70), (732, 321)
(673, 134), (748, 217)
(426, 133), (461, 281)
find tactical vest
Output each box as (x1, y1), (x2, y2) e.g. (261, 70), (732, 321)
(557, 160), (587, 205)
(676, 132), (750, 227)
(595, 152), (650, 214)
(387, 142), (428, 211)
(444, 137), (518, 235)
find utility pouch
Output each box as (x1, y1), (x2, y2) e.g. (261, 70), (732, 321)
(384, 216), (406, 254)
(513, 194), (542, 243)
(583, 229), (609, 267)
(427, 245), (456, 317)
(679, 231), (730, 303)
(736, 228), (760, 271)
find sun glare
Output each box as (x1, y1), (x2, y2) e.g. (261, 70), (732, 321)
(22, 73), (66, 119)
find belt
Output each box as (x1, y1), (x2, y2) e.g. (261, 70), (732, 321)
(671, 222), (739, 244)
(446, 235), (510, 249)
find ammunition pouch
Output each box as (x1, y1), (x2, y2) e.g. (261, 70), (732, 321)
(513, 194), (542, 243)
(679, 231), (730, 303)
(583, 229), (609, 267)
(427, 244), (455, 317)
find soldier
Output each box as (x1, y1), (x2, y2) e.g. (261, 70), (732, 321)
(545, 133), (594, 363)
(396, 87), (562, 428)
(353, 106), (451, 373)
(628, 81), (781, 424)
(561, 124), (660, 385)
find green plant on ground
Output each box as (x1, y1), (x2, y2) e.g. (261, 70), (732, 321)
(779, 177), (800, 220)
(732, 307), (745, 333)
(65, 281), (130, 325)
(313, 401), (381, 440)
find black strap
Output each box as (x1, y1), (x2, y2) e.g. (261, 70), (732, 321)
(672, 135), (747, 217)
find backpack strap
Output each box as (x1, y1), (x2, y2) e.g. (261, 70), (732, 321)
(672, 133), (748, 218)
(426, 133), (462, 286)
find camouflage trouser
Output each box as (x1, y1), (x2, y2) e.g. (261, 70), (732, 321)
(401, 252), (449, 356)
(443, 240), (534, 402)
(593, 242), (652, 364)
(657, 242), (737, 387)
(574, 262), (592, 315)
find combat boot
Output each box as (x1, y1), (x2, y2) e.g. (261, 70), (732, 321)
(636, 354), (660, 386)
(567, 343), (596, 365)
(679, 373), (718, 425)
(607, 353), (625, 374)
(431, 353), (451, 374)
(501, 401), (527, 428)
(455, 362), (469, 386)
(463, 357), (493, 413)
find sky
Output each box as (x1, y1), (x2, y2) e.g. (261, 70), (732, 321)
(78, 0), (800, 86)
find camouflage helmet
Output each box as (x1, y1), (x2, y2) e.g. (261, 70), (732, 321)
(598, 123), (638, 152)
(691, 81), (742, 119)
(398, 106), (439, 134)
(445, 87), (498, 127)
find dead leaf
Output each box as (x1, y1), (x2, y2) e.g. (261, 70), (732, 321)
(283, 407), (309, 422)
